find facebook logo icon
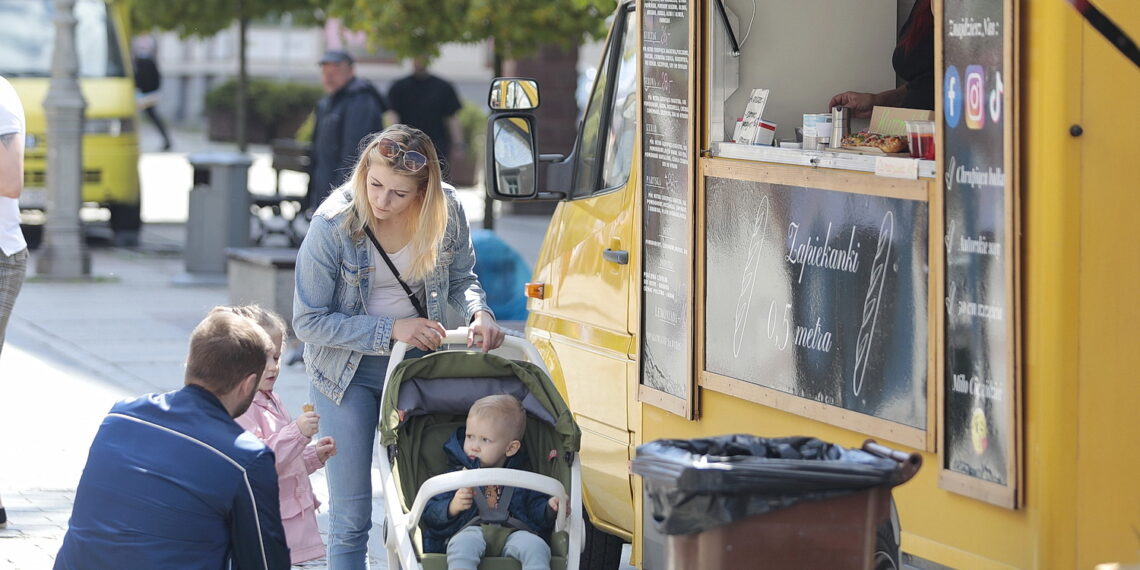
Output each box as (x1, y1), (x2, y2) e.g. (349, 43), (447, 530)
(944, 65), (962, 129)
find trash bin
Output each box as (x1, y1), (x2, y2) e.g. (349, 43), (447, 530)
(185, 152), (253, 274)
(630, 435), (921, 570)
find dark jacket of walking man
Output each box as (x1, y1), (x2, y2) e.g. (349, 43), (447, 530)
(387, 56), (466, 167)
(307, 49), (388, 209)
(54, 310), (291, 570)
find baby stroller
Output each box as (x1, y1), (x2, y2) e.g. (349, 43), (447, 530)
(378, 329), (585, 570)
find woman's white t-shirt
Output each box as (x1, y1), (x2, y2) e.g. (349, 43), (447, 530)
(367, 243), (425, 319)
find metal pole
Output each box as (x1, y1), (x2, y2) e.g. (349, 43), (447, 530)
(236, 0), (248, 153)
(37, 0), (90, 277)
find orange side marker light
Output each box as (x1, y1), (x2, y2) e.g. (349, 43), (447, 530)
(525, 282), (546, 300)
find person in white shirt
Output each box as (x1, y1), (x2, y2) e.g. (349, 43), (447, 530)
(0, 76), (27, 356)
(0, 75), (28, 529)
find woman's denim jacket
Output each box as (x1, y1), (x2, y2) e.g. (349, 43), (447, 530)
(293, 184), (491, 403)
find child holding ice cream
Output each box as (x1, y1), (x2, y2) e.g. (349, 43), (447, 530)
(227, 305), (337, 565)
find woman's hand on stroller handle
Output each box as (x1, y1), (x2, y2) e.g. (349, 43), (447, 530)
(393, 318), (448, 351)
(467, 311), (504, 352)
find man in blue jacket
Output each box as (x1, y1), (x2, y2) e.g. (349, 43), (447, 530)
(306, 49), (388, 209)
(55, 309), (290, 569)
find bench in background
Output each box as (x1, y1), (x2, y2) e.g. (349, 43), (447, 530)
(227, 247), (297, 333)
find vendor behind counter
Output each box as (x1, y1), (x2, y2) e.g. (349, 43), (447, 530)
(829, 0), (934, 118)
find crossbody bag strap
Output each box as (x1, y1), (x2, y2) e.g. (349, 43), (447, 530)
(363, 226), (428, 319)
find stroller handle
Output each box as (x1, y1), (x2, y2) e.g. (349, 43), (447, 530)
(405, 468), (571, 535)
(436, 327), (528, 349)
(385, 327), (548, 388)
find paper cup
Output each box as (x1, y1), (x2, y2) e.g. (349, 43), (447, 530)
(905, 120), (936, 160)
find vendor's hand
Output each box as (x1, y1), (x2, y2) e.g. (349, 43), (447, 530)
(828, 91), (876, 119)
(393, 318), (447, 351)
(296, 411), (320, 438)
(449, 487), (475, 517)
(315, 436), (337, 463)
(467, 311), (504, 352)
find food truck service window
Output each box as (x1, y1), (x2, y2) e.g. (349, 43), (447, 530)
(706, 1), (937, 178)
(697, 1), (942, 451)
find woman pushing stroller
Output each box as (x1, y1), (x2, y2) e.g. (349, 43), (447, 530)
(293, 123), (505, 568)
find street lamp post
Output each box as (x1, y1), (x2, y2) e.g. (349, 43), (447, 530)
(37, 0), (91, 278)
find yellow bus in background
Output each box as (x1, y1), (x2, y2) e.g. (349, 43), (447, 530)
(0, 0), (141, 247)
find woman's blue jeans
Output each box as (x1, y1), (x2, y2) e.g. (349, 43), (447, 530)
(312, 353), (421, 569)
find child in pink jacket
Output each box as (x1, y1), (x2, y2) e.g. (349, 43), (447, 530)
(230, 305), (337, 564)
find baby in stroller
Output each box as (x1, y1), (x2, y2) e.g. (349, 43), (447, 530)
(377, 331), (584, 570)
(422, 394), (562, 570)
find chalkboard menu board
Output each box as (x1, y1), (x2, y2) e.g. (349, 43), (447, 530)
(704, 176), (929, 431)
(940, 0), (1019, 505)
(640, 0), (693, 412)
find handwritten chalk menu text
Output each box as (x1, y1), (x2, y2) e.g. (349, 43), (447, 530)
(640, 0), (692, 403)
(942, 0), (1014, 487)
(704, 177), (929, 429)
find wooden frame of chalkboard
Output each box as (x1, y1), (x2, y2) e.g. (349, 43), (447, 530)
(698, 158), (937, 451)
(637, 0), (699, 419)
(935, 0), (1023, 509)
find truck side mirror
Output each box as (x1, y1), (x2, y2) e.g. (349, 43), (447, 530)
(488, 78), (540, 111)
(487, 116), (538, 199)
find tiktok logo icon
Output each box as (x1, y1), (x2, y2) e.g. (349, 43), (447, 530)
(944, 66), (962, 129)
(989, 70), (1004, 124)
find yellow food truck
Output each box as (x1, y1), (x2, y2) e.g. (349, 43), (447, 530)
(1, 0), (141, 247)
(485, 0), (1139, 567)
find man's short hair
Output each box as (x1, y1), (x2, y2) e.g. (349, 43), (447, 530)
(319, 49), (354, 65)
(185, 310), (272, 395)
(469, 394), (527, 441)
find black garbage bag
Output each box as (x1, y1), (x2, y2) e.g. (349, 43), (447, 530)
(630, 434), (903, 535)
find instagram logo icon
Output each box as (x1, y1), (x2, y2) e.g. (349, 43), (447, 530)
(965, 65), (985, 130)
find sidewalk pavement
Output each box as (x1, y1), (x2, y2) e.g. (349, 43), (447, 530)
(0, 124), (564, 568)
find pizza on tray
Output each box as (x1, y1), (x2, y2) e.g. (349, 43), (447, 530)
(840, 131), (909, 154)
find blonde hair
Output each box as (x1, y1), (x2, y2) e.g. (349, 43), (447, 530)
(185, 310), (273, 395)
(340, 124), (447, 282)
(469, 394), (527, 441)
(217, 304), (287, 341)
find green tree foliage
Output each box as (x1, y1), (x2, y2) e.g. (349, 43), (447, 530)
(321, 0), (470, 59)
(131, 0), (319, 150)
(130, 0), (317, 38)
(324, 0), (615, 67)
(467, 0), (614, 65)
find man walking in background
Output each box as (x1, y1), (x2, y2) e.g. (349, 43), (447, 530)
(307, 49), (388, 210)
(388, 56), (466, 172)
(132, 35), (172, 152)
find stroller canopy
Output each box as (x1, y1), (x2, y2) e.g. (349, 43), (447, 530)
(379, 350), (581, 453)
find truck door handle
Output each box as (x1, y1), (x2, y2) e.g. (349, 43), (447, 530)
(603, 248), (629, 265)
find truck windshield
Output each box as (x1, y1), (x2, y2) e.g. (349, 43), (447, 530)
(0, 0), (126, 78)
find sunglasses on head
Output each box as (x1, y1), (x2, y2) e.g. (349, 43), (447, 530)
(377, 137), (428, 172)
